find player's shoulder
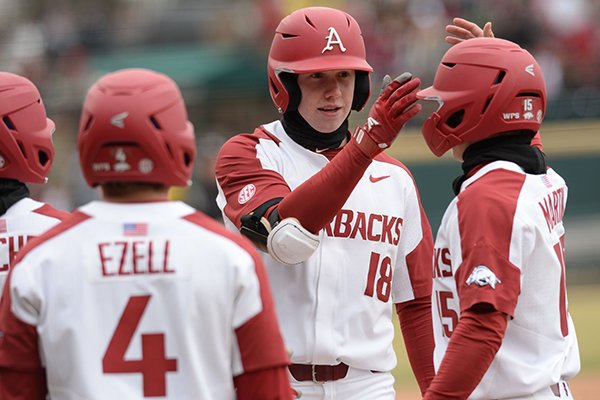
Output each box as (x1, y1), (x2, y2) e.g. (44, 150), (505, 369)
(373, 152), (414, 174)
(218, 124), (282, 156)
(12, 210), (91, 267)
(182, 211), (261, 261)
(372, 152), (420, 187)
(32, 202), (71, 221)
(458, 164), (527, 222)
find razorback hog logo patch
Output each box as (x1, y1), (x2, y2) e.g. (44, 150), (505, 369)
(466, 265), (501, 289)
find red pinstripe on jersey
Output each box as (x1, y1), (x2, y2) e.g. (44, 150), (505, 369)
(31, 204), (70, 221)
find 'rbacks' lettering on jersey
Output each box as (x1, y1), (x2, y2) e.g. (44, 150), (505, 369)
(215, 120), (433, 371)
(431, 161), (580, 399)
(323, 209), (403, 245)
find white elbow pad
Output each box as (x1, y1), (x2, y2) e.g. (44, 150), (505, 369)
(267, 217), (320, 265)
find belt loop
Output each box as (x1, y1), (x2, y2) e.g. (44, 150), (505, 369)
(311, 365), (322, 384)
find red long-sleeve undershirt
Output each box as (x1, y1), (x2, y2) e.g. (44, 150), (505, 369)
(396, 296), (436, 395)
(423, 308), (508, 400)
(276, 139), (372, 233)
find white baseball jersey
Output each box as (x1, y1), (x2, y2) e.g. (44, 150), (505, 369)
(431, 161), (580, 399)
(0, 200), (288, 399)
(0, 197), (68, 299)
(216, 120), (432, 371)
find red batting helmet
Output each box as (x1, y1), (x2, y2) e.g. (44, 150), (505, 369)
(77, 68), (196, 187)
(0, 72), (55, 183)
(268, 7), (373, 113)
(417, 38), (546, 157)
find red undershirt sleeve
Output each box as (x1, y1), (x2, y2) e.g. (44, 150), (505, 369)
(0, 369), (47, 400)
(277, 139), (372, 233)
(395, 296), (435, 394)
(423, 308), (508, 400)
(234, 365), (293, 400)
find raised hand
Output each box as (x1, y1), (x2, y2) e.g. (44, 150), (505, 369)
(445, 17), (494, 46)
(352, 73), (421, 157)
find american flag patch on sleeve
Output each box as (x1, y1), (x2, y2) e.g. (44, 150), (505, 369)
(541, 175), (552, 188)
(123, 223), (148, 236)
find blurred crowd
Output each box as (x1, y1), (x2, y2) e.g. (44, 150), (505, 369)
(1, 0), (599, 215)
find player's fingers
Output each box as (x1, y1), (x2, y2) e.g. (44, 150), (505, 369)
(445, 25), (473, 39)
(452, 17), (483, 37)
(402, 102), (422, 121)
(380, 74), (392, 95)
(389, 82), (421, 118)
(387, 76), (420, 105)
(483, 22), (494, 38)
(445, 36), (464, 46)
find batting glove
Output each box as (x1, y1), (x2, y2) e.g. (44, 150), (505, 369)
(352, 73), (421, 158)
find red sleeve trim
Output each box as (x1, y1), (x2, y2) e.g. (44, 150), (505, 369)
(455, 170), (525, 316)
(374, 153), (434, 298)
(0, 211), (91, 376)
(215, 130), (291, 228)
(31, 204), (70, 221)
(12, 211), (91, 267)
(182, 212), (289, 372)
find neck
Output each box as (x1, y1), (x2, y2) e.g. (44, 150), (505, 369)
(101, 185), (170, 203)
(282, 111), (349, 151)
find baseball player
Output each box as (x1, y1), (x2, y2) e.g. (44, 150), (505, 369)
(417, 38), (580, 399)
(215, 7), (434, 399)
(0, 72), (68, 300)
(0, 68), (293, 399)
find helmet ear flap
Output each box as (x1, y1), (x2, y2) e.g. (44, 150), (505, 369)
(352, 71), (370, 111)
(279, 73), (301, 112)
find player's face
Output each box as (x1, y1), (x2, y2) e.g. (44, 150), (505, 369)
(297, 70), (355, 134)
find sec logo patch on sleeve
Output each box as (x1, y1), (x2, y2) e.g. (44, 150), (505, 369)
(238, 184), (256, 204)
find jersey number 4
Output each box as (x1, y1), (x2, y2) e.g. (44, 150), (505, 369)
(103, 295), (178, 397)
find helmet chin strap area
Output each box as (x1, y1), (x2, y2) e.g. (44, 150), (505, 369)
(282, 110), (349, 152)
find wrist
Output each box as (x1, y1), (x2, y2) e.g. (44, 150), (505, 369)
(350, 126), (384, 158)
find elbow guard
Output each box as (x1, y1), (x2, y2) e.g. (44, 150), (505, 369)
(267, 217), (320, 265)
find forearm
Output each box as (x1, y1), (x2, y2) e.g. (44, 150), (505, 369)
(424, 308), (507, 400)
(396, 296), (435, 394)
(277, 139), (371, 233)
